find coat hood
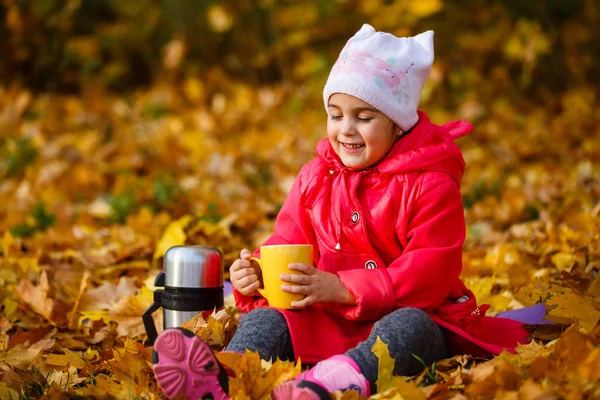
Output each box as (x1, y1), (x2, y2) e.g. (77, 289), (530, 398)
(316, 111), (472, 185)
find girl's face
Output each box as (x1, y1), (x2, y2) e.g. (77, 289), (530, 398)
(327, 93), (399, 170)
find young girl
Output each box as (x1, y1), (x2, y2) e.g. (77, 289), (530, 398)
(152, 24), (530, 400)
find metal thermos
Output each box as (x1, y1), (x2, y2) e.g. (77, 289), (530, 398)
(143, 245), (224, 345)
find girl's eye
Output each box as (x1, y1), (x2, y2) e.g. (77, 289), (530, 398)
(330, 115), (342, 121)
(358, 117), (372, 122)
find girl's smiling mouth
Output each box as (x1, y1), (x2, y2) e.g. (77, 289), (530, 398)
(341, 142), (365, 151)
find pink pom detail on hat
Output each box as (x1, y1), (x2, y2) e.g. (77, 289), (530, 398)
(323, 24), (434, 131)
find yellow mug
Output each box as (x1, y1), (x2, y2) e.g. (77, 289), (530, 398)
(251, 244), (313, 309)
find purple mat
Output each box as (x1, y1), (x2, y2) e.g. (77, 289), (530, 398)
(496, 304), (553, 324)
(224, 280), (233, 297)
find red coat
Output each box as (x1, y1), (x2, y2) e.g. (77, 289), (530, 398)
(234, 112), (530, 364)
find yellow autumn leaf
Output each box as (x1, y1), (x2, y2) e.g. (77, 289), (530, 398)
(483, 244), (524, 274)
(184, 78), (204, 102)
(407, 0), (443, 18)
(15, 270), (55, 322)
(512, 340), (553, 367)
(518, 379), (554, 400)
(83, 347), (100, 361)
(463, 277), (513, 312)
(123, 336), (144, 354)
(0, 337), (55, 369)
(45, 366), (85, 388)
(207, 4), (233, 32)
(228, 349), (265, 399)
(464, 358), (521, 399)
(78, 310), (114, 328)
(15, 256), (41, 274)
(0, 268), (16, 285)
(46, 353), (72, 367)
(200, 315), (225, 347)
(551, 324), (598, 369)
(68, 269), (90, 330)
(79, 275), (138, 312)
(109, 286), (155, 338)
(61, 347), (87, 369)
(216, 351), (243, 374)
(550, 252), (577, 271)
(577, 347), (600, 381)
(0, 346), (45, 368)
(588, 278), (600, 297)
(371, 379), (426, 400)
(153, 214), (192, 261)
(82, 374), (134, 399)
(78, 284), (155, 338)
(112, 346), (156, 395)
(253, 359), (302, 400)
(1, 298), (19, 321)
(546, 289), (600, 332)
(0, 382), (19, 400)
(2, 230), (15, 256)
(372, 336), (396, 393)
(0, 332), (8, 352)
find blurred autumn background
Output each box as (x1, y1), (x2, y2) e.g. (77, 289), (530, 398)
(1, 0), (600, 399)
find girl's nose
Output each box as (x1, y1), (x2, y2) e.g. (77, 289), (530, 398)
(340, 121), (356, 136)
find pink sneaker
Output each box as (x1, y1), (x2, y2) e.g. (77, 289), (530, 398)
(272, 355), (370, 400)
(152, 328), (230, 400)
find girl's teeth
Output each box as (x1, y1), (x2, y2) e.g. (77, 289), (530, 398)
(343, 143), (363, 149)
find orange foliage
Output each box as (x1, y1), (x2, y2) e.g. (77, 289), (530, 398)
(1, 0), (600, 399)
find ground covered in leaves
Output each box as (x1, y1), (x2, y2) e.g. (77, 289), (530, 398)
(1, 1), (600, 399)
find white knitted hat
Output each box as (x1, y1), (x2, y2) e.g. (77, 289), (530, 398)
(323, 24), (434, 131)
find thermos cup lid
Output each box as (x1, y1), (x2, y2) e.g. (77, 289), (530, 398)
(163, 246), (224, 289)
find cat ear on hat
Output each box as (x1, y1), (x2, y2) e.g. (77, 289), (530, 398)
(354, 24), (376, 38)
(413, 30), (434, 55)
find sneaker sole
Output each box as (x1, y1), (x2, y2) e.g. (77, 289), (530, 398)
(152, 328), (230, 400)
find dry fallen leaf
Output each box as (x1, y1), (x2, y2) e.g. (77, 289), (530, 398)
(372, 336), (396, 393)
(546, 289), (600, 332)
(15, 270), (55, 322)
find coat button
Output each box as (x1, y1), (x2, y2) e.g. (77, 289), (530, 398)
(351, 211), (360, 224)
(329, 170), (334, 175)
(365, 260), (377, 269)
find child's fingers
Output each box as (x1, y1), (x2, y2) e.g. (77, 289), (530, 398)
(240, 249), (252, 259)
(238, 274), (258, 288)
(291, 296), (313, 309)
(235, 267), (255, 276)
(239, 280), (260, 296)
(288, 263), (315, 274)
(230, 259), (251, 272)
(281, 283), (309, 295)
(246, 280), (260, 291)
(230, 268), (255, 287)
(280, 273), (310, 284)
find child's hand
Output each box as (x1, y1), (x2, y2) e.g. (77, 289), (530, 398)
(230, 249), (262, 296)
(280, 264), (356, 308)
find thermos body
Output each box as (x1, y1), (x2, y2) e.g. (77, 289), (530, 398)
(164, 309), (202, 329)
(164, 245), (224, 288)
(143, 246), (225, 345)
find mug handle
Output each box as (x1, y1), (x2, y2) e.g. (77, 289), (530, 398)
(250, 257), (267, 298)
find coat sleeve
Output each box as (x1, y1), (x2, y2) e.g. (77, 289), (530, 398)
(233, 164), (319, 312)
(336, 173), (465, 321)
